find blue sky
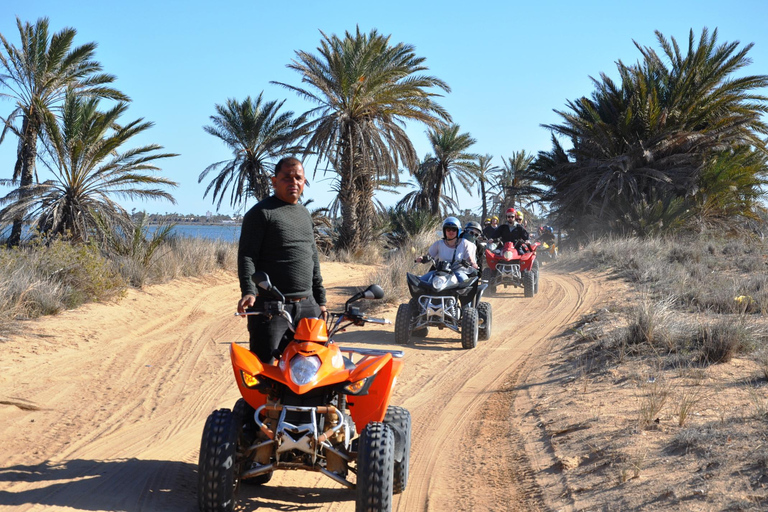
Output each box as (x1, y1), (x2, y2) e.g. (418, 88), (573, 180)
(2, 0), (767, 217)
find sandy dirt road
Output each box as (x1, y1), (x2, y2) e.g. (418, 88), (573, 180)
(0, 261), (604, 511)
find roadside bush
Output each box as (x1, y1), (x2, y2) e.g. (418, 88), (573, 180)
(0, 238), (125, 323)
(139, 236), (237, 283)
(622, 297), (675, 350)
(693, 318), (763, 364)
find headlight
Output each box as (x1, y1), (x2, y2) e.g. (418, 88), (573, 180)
(432, 275), (448, 291)
(290, 355), (321, 385)
(503, 250), (514, 260)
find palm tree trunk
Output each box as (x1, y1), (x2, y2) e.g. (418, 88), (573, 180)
(8, 116), (38, 247)
(354, 172), (375, 246)
(430, 171), (443, 217)
(336, 144), (362, 252)
(480, 180), (488, 220)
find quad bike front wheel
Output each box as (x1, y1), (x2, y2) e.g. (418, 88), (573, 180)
(477, 301), (492, 341)
(394, 303), (412, 345)
(356, 422), (395, 512)
(533, 258), (540, 295)
(460, 306), (479, 349)
(409, 298), (429, 338)
(235, 398), (272, 486)
(198, 405), (243, 512)
(384, 406), (411, 494)
(523, 269), (535, 298)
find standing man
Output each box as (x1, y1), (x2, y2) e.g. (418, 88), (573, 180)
(237, 157), (327, 364)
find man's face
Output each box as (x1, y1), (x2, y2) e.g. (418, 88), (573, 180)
(506, 213), (516, 225)
(271, 163), (306, 204)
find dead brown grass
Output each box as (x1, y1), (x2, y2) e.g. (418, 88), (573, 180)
(526, 233), (768, 510)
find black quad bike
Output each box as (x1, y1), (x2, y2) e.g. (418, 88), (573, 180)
(394, 257), (492, 349)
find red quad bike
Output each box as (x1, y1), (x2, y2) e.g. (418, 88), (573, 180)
(198, 272), (410, 512)
(482, 240), (541, 297)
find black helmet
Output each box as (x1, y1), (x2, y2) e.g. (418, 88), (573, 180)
(464, 221), (482, 238)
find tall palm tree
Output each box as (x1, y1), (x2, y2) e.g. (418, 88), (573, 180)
(422, 124), (477, 216)
(199, 93), (307, 210)
(472, 154), (500, 220)
(0, 17), (127, 245)
(274, 27), (451, 251)
(493, 151), (537, 215)
(0, 91), (177, 243)
(396, 154), (459, 215)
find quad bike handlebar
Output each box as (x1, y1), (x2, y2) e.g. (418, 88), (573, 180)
(235, 271), (390, 338)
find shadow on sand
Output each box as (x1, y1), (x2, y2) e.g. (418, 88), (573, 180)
(0, 458), (353, 511)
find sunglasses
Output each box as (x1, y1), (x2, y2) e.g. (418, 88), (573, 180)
(445, 227), (458, 231)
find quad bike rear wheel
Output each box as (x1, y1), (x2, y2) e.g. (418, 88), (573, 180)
(394, 303), (412, 345)
(384, 405), (411, 494)
(477, 301), (492, 341)
(460, 306), (479, 349)
(198, 405), (243, 512)
(481, 267), (496, 295)
(356, 422), (395, 512)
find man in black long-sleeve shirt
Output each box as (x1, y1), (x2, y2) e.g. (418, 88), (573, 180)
(494, 208), (530, 251)
(237, 157), (327, 363)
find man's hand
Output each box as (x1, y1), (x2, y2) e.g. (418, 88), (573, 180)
(319, 305), (328, 321)
(237, 294), (256, 315)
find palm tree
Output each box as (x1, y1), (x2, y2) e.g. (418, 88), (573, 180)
(0, 91), (177, 243)
(0, 17), (127, 245)
(537, 28), (768, 236)
(472, 154), (500, 220)
(396, 154), (459, 215)
(493, 151), (537, 215)
(199, 93), (307, 210)
(274, 27), (451, 251)
(422, 124), (477, 216)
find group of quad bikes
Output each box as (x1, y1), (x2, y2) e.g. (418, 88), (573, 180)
(196, 237), (548, 512)
(394, 236), (544, 350)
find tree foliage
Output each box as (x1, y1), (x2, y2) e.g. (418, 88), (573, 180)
(0, 92), (177, 243)
(275, 27), (450, 251)
(200, 93), (306, 210)
(534, 28), (768, 238)
(0, 17), (127, 245)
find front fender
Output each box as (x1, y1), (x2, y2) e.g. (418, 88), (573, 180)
(347, 357), (403, 429)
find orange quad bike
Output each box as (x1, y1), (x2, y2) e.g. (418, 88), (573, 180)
(198, 272), (410, 512)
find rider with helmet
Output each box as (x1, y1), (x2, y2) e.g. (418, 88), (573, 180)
(416, 216), (478, 269)
(539, 225), (556, 245)
(482, 218), (494, 239)
(416, 217), (479, 309)
(493, 208), (531, 252)
(484, 215), (499, 239)
(460, 220), (485, 271)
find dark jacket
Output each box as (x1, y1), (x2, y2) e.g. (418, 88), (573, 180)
(493, 224), (530, 245)
(238, 195), (326, 305)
